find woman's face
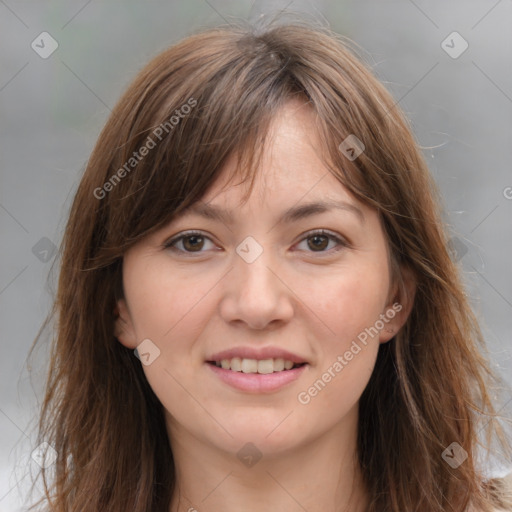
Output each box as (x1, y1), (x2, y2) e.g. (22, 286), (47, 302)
(116, 100), (409, 457)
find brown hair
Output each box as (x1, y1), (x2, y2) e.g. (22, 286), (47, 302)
(27, 19), (512, 512)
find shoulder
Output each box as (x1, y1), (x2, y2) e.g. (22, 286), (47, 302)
(470, 471), (512, 512)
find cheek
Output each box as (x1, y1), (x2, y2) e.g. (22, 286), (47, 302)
(123, 257), (217, 342)
(304, 262), (389, 348)
(301, 346), (378, 422)
(296, 271), (384, 418)
(296, 259), (389, 414)
(122, 258), (219, 417)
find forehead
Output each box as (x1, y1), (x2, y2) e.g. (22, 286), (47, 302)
(173, 118), (371, 233)
(199, 100), (350, 204)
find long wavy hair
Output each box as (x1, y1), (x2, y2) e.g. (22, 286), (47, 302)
(27, 19), (512, 512)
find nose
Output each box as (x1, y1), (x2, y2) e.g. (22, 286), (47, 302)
(219, 244), (294, 331)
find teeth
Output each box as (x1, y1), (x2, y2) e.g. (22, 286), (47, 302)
(215, 357), (300, 374)
(241, 358), (258, 373)
(273, 358), (284, 371)
(257, 359), (274, 374)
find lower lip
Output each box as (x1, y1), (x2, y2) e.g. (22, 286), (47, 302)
(206, 363), (308, 393)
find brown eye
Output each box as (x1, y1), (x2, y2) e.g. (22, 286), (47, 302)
(295, 230), (347, 255)
(182, 234), (205, 252)
(307, 234), (329, 251)
(164, 231), (215, 254)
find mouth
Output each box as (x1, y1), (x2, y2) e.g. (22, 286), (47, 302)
(205, 347), (310, 392)
(205, 355), (309, 393)
(206, 358), (307, 374)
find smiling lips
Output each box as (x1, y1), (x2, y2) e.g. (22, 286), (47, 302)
(210, 357), (303, 374)
(206, 347), (309, 392)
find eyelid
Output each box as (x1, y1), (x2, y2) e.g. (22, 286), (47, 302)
(163, 229), (350, 255)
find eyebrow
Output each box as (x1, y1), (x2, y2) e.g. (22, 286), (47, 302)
(181, 199), (365, 226)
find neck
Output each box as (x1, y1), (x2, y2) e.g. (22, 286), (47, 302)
(167, 408), (369, 512)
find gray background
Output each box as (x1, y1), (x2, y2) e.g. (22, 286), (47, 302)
(1, 1), (511, 510)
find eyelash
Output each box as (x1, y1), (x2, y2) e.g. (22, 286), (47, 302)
(163, 229), (349, 256)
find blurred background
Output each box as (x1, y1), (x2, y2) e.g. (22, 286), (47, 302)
(1, 1), (511, 510)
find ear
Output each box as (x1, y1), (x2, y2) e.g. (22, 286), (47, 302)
(379, 264), (416, 344)
(114, 298), (138, 349)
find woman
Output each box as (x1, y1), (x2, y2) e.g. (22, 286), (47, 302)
(28, 19), (512, 512)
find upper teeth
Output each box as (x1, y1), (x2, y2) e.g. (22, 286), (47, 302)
(215, 358), (296, 374)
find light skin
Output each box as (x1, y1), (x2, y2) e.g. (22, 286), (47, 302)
(115, 100), (415, 512)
